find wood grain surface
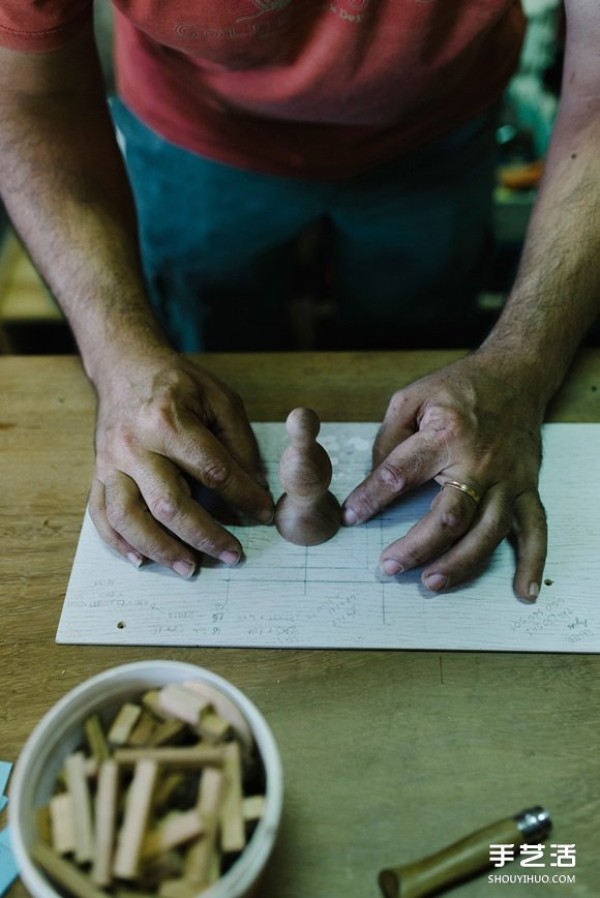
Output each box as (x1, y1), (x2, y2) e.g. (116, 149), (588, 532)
(1, 351), (599, 898)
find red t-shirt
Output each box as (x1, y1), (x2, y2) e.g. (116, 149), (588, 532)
(0, 1), (525, 179)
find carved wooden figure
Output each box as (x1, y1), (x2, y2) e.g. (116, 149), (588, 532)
(275, 407), (341, 546)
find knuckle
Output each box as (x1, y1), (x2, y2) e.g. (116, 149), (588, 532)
(529, 511), (548, 538)
(388, 389), (411, 413)
(440, 414), (469, 446)
(200, 459), (231, 490)
(223, 389), (245, 415)
(148, 492), (181, 525)
(110, 423), (139, 453)
(97, 425), (145, 470)
(530, 494), (547, 523)
(103, 484), (135, 532)
(377, 461), (406, 491)
(439, 507), (470, 538)
(106, 503), (129, 533)
(142, 396), (177, 434)
(103, 532), (128, 557)
(477, 512), (511, 550)
(210, 378), (244, 414)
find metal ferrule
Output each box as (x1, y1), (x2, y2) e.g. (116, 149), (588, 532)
(515, 806), (552, 840)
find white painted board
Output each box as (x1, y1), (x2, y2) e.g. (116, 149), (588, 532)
(57, 424), (600, 652)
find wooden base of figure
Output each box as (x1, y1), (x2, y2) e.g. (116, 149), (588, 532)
(275, 407), (341, 546)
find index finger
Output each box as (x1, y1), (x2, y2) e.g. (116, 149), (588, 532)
(342, 431), (441, 525)
(372, 418), (415, 468)
(211, 404), (270, 489)
(162, 424), (274, 524)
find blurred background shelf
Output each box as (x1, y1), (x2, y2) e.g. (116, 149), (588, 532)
(0, 230), (74, 354)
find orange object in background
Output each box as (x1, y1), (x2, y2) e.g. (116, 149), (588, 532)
(499, 159), (545, 190)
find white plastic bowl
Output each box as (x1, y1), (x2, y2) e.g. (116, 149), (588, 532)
(9, 660), (283, 898)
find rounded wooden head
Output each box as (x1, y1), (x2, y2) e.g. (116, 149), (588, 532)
(285, 407), (320, 447)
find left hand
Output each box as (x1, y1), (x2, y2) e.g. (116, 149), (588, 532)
(342, 352), (548, 600)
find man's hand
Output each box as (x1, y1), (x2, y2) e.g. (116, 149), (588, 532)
(89, 353), (274, 577)
(342, 352), (547, 600)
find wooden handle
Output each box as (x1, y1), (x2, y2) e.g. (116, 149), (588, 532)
(378, 816), (531, 898)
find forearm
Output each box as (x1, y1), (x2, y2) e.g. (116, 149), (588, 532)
(480, 14), (600, 403)
(0, 29), (171, 388)
(482, 120), (600, 388)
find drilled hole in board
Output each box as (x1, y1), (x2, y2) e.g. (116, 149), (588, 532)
(544, 579), (554, 587)
(116, 621), (126, 629)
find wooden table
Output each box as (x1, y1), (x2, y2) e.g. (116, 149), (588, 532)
(2, 351), (599, 898)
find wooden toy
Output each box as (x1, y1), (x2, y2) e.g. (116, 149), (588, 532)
(275, 407), (340, 546)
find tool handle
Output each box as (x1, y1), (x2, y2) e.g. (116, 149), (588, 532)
(378, 816), (524, 898)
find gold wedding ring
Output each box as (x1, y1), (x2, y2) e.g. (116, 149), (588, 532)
(441, 479), (482, 506)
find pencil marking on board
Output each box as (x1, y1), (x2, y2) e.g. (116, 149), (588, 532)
(58, 424), (600, 653)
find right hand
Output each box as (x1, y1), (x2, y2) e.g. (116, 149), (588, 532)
(342, 350), (547, 600)
(88, 351), (274, 577)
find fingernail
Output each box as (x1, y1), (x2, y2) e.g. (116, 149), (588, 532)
(424, 572), (448, 592)
(220, 550), (240, 566)
(528, 581), (540, 601)
(343, 506), (358, 525)
(381, 559), (404, 576)
(173, 560), (196, 579)
(127, 552), (143, 568)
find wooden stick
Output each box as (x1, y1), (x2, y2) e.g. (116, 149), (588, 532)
(141, 810), (205, 860)
(85, 715), (110, 763)
(157, 684), (211, 726)
(115, 890), (158, 898)
(127, 711), (158, 747)
(64, 751), (95, 864)
(152, 772), (187, 811)
(197, 767), (226, 833)
(184, 768), (226, 887)
(195, 711), (231, 744)
(242, 794), (266, 823)
(84, 758), (100, 779)
(107, 704), (142, 746)
(31, 842), (109, 898)
(148, 718), (187, 748)
(141, 690), (171, 720)
(112, 759), (158, 880)
(113, 746), (225, 768)
(49, 792), (75, 855)
(158, 878), (196, 898)
(206, 851), (221, 887)
(91, 760), (119, 887)
(220, 742), (245, 854)
(137, 850), (183, 890)
(182, 680), (253, 751)
(36, 803), (52, 847)
(56, 757), (98, 789)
